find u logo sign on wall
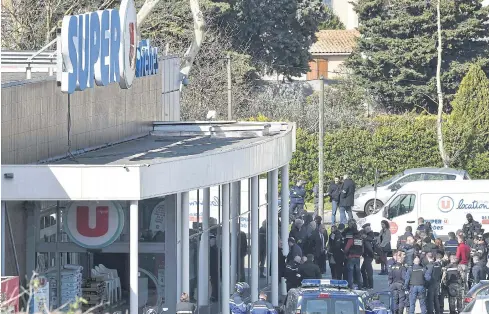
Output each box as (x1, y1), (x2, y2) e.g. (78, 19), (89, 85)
(64, 201), (125, 249)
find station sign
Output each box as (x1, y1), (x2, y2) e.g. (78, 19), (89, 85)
(64, 201), (125, 249)
(60, 0), (159, 94)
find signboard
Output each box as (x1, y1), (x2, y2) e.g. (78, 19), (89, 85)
(60, 0), (138, 93)
(1, 276), (19, 313)
(64, 201), (125, 249)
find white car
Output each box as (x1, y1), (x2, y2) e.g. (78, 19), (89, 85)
(352, 167), (470, 215)
(461, 295), (489, 314)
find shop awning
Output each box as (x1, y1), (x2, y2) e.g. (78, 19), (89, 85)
(1, 121), (295, 201)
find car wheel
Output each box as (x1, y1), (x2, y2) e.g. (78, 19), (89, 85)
(364, 199), (384, 215)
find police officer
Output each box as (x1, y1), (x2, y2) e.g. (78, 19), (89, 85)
(388, 253), (406, 314)
(471, 254), (487, 284)
(404, 256), (427, 314)
(298, 254), (321, 280)
(289, 179), (306, 220)
(443, 255), (464, 314)
(473, 235), (488, 264)
(397, 226), (413, 250)
(331, 223), (346, 280)
(361, 223), (375, 290)
(400, 236), (416, 267)
(284, 255), (301, 291)
(230, 282), (250, 314)
(444, 232), (458, 256)
(463, 214), (482, 241)
(248, 292), (277, 314)
(344, 223), (363, 289)
(425, 252), (442, 314)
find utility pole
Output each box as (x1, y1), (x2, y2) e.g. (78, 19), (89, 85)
(318, 76), (325, 221)
(227, 53), (232, 120)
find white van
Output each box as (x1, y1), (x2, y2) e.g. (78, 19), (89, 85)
(356, 180), (489, 246)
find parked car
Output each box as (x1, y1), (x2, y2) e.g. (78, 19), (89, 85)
(461, 294), (489, 314)
(353, 167), (470, 215)
(463, 280), (489, 307)
(356, 179), (489, 246)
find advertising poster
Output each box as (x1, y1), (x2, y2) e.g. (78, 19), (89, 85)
(29, 277), (50, 314)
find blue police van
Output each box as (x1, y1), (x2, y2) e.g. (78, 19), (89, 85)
(280, 279), (392, 314)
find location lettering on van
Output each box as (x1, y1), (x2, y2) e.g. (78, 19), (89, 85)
(456, 199), (489, 210)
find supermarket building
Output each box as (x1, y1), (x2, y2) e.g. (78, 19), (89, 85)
(0, 9), (296, 314)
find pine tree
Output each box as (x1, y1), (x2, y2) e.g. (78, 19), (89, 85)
(445, 63), (489, 166)
(346, 0), (489, 112)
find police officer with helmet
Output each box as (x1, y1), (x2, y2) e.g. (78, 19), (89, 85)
(463, 214), (482, 241)
(248, 292), (277, 314)
(388, 253), (406, 314)
(230, 282), (250, 314)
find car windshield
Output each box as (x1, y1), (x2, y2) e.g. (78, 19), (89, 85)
(378, 172), (404, 187)
(302, 298), (357, 314)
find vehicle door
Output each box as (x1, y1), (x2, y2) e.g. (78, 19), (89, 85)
(384, 193), (418, 246)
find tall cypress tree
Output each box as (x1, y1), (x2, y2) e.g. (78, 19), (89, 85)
(346, 0), (489, 112)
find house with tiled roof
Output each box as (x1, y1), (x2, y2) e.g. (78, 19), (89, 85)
(306, 29), (359, 80)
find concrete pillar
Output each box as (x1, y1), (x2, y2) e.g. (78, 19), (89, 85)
(165, 194), (178, 313)
(198, 188), (211, 307)
(270, 169), (279, 306)
(129, 200), (139, 314)
(176, 193), (182, 297)
(280, 165), (290, 296)
(250, 176), (259, 301)
(181, 192), (190, 294)
(221, 184), (231, 314)
(1, 201), (5, 275)
(230, 182), (238, 288)
(267, 173), (272, 283)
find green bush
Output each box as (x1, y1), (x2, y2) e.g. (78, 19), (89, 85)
(289, 114), (489, 202)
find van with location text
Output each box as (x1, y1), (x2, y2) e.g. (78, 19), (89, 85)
(356, 180), (489, 246)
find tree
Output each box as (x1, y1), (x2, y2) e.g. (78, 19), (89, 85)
(346, 0), (489, 112)
(229, 0), (327, 78)
(445, 63), (489, 167)
(319, 4), (345, 30)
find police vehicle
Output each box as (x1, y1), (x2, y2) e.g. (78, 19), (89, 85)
(280, 279), (392, 314)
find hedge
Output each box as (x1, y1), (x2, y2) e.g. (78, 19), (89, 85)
(289, 114), (489, 202)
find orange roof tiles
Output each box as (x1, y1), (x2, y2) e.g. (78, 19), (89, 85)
(310, 30), (360, 54)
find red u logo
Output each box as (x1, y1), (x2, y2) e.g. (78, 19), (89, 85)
(76, 206), (109, 237)
(440, 200), (452, 209)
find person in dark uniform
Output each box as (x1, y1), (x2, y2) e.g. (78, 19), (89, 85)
(443, 255), (464, 314)
(444, 232), (458, 256)
(404, 256), (428, 314)
(284, 256), (302, 291)
(463, 213), (483, 241)
(326, 176), (341, 225)
(397, 226), (413, 250)
(400, 236), (416, 267)
(344, 223), (363, 289)
(331, 224), (346, 280)
(286, 237), (303, 263)
(473, 235), (488, 265)
(311, 223), (328, 274)
(338, 174), (355, 224)
(298, 254), (322, 280)
(249, 292), (277, 314)
(425, 252), (442, 314)
(259, 220), (267, 278)
(238, 227), (248, 282)
(361, 223), (375, 290)
(471, 254), (487, 284)
(389, 253), (406, 314)
(327, 224), (338, 277)
(437, 252), (449, 314)
(209, 234), (221, 302)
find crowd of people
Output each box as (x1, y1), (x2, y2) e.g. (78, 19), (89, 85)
(282, 210), (486, 314)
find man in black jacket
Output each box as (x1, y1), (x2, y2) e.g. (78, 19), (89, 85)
(299, 254), (322, 280)
(209, 234), (221, 301)
(326, 176), (341, 225)
(259, 220), (267, 278)
(339, 174), (355, 224)
(331, 224), (346, 279)
(361, 223), (375, 289)
(397, 226), (414, 250)
(311, 223), (328, 274)
(284, 256), (302, 291)
(287, 237), (303, 263)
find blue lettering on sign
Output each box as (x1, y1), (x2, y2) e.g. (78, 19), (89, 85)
(456, 199), (489, 210)
(136, 39), (159, 77)
(62, 9), (121, 94)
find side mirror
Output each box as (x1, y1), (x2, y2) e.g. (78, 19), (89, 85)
(389, 183), (401, 191)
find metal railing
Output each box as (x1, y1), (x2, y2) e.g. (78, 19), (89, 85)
(1, 38), (58, 79)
